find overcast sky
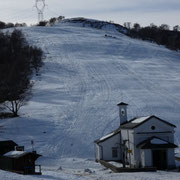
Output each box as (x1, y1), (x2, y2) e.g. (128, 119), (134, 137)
(0, 0), (179, 27)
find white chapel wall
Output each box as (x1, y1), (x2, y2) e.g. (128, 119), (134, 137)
(99, 133), (121, 161)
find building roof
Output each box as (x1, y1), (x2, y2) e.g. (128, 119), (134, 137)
(4, 151), (41, 159)
(117, 102), (128, 106)
(94, 128), (121, 144)
(4, 151), (27, 158)
(120, 115), (176, 129)
(0, 140), (18, 156)
(94, 115), (176, 144)
(136, 136), (178, 149)
(0, 140), (17, 147)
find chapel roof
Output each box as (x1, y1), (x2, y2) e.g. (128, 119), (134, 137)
(120, 115), (176, 129)
(94, 127), (121, 144)
(94, 115), (176, 144)
(117, 102), (128, 106)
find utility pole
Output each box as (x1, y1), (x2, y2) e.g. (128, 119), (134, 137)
(31, 140), (34, 152)
(34, 0), (46, 22)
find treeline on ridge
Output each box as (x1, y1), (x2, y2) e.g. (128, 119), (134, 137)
(37, 16), (65, 26)
(0, 29), (43, 117)
(124, 22), (180, 51)
(0, 21), (27, 29)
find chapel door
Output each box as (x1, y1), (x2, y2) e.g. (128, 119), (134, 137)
(152, 150), (167, 170)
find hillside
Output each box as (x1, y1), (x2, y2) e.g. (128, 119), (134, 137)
(0, 19), (180, 179)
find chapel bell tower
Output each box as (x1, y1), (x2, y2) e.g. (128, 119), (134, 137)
(117, 102), (128, 125)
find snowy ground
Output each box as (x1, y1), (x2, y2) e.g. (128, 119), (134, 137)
(0, 20), (180, 179)
(0, 158), (180, 180)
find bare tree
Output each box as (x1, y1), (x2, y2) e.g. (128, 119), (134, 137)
(173, 25), (180, 32)
(2, 98), (29, 117)
(159, 24), (170, 31)
(123, 22), (131, 29)
(133, 23), (141, 32)
(0, 82), (32, 117)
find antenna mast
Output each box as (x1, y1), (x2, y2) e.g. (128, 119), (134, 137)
(34, 0), (46, 22)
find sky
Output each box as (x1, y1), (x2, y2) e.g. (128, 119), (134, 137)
(0, 0), (179, 28)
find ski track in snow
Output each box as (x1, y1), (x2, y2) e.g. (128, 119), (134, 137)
(0, 22), (180, 179)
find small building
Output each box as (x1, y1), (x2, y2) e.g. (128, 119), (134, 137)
(0, 140), (42, 174)
(94, 102), (178, 170)
(0, 151), (41, 174)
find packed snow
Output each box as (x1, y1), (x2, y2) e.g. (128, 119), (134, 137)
(99, 132), (115, 141)
(0, 19), (180, 179)
(0, 160), (179, 180)
(131, 116), (150, 123)
(4, 151), (27, 157)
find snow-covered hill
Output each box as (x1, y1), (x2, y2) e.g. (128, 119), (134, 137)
(0, 19), (180, 179)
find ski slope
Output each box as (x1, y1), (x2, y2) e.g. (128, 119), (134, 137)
(0, 19), (180, 179)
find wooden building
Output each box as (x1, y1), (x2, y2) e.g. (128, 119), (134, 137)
(0, 151), (41, 174)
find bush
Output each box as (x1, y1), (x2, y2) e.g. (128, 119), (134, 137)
(37, 21), (48, 26)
